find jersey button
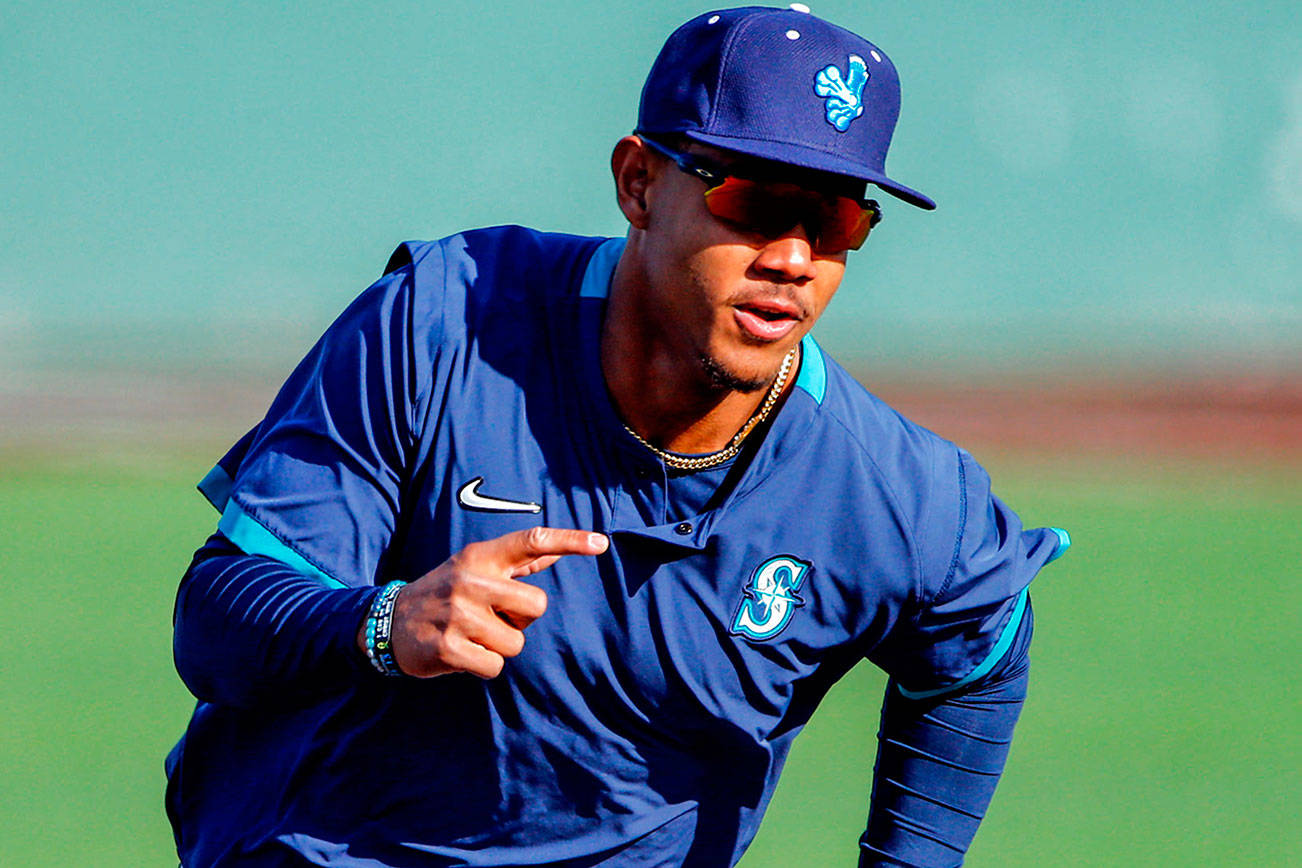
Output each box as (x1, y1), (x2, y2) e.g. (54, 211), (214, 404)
(674, 521), (693, 536)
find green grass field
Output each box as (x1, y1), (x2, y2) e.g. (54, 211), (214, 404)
(1, 455), (1297, 866)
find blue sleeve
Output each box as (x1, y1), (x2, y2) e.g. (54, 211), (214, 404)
(860, 599), (1033, 867)
(204, 248), (443, 588)
(173, 243), (446, 706)
(872, 447), (1066, 699)
(173, 534), (380, 708)
(861, 447), (1068, 864)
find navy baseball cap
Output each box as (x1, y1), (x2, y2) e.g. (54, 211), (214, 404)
(637, 5), (935, 210)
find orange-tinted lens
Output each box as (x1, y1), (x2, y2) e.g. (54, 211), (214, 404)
(703, 177), (877, 254)
(820, 196), (875, 252)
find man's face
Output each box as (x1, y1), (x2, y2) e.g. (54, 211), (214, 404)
(636, 139), (852, 393)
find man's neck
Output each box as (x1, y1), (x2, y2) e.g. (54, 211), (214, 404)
(599, 249), (790, 457)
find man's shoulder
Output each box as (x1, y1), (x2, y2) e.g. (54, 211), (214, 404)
(800, 345), (963, 517)
(813, 347), (958, 469)
(363, 225), (613, 353)
(383, 225), (611, 295)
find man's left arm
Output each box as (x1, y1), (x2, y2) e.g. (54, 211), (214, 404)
(860, 599), (1033, 867)
(862, 447), (1068, 866)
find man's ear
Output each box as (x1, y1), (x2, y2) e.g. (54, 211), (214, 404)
(611, 135), (655, 230)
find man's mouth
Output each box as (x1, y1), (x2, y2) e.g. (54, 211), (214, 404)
(733, 300), (801, 342)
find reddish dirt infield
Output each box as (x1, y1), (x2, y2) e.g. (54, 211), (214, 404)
(3, 370), (1299, 469)
(865, 374), (1302, 468)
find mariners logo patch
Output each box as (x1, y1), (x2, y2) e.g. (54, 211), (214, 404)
(730, 555), (812, 641)
(814, 55), (869, 132)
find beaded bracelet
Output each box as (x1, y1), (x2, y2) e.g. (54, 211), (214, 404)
(363, 580), (407, 677)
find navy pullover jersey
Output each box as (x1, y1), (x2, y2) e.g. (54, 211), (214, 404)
(168, 226), (1068, 867)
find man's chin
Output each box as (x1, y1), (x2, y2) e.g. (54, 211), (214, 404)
(698, 352), (778, 394)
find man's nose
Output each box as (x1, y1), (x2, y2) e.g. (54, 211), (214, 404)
(751, 227), (817, 282)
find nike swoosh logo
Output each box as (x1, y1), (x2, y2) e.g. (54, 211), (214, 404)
(457, 477), (541, 513)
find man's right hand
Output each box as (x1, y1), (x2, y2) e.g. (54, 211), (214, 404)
(358, 527), (609, 679)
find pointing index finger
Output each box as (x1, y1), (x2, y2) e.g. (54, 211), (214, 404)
(465, 526), (609, 573)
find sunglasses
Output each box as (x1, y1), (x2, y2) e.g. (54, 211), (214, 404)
(639, 135), (882, 254)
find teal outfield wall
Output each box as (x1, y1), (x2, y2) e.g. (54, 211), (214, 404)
(2, 1), (1299, 375)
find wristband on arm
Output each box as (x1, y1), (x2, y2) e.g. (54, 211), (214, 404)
(363, 581), (407, 676)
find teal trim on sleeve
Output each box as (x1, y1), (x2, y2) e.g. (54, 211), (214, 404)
(217, 499), (345, 589)
(197, 464), (234, 513)
(897, 586), (1029, 701)
(1048, 527), (1071, 563)
(579, 238), (624, 298)
(794, 334), (826, 404)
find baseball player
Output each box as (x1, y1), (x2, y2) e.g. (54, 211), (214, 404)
(167, 7), (1068, 867)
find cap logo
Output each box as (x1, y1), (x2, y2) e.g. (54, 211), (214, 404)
(813, 55), (869, 132)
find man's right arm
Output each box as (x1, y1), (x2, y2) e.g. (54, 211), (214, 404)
(173, 534), (378, 708)
(172, 249), (441, 707)
(170, 235), (610, 707)
(174, 526), (611, 707)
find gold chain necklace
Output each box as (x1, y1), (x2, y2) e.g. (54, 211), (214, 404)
(622, 346), (797, 471)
